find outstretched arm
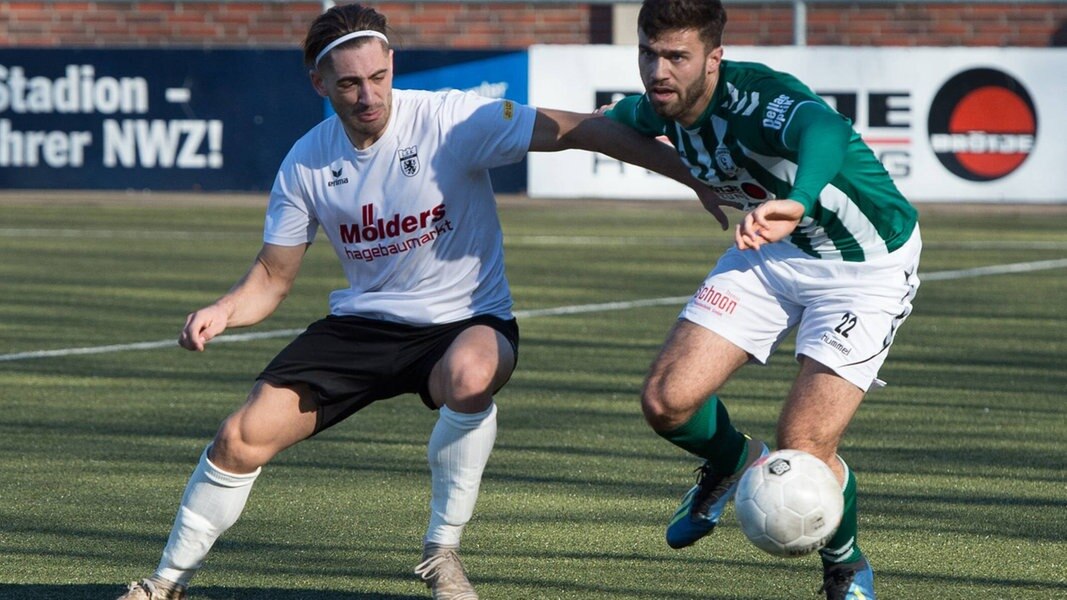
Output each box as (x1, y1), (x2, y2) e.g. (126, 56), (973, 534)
(179, 242), (308, 351)
(528, 108), (730, 230)
(736, 103), (853, 250)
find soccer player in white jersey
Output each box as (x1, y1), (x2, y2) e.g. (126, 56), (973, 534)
(600, 1), (922, 599)
(115, 4), (722, 600)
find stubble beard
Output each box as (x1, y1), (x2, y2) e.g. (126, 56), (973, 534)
(649, 71), (708, 122)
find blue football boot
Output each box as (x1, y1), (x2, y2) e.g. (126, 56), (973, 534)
(665, 438), (768, 549)
(821, 557), (876, 600)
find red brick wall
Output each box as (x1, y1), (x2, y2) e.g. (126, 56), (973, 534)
(0, 2), (322, 47)
(722, 2), (1067, 46)
(1, 2), (1065, 48)
(380, 1), (592, 48)
(0, 1), (592, 48)
(803, 3), (1067, 46)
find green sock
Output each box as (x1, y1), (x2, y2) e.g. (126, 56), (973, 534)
(820, 458), (863, 567)
(658, 396), (747, 475)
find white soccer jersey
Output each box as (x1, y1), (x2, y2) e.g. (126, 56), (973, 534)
(264, 89), (536, 325)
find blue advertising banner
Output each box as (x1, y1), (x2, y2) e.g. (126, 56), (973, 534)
(0, 48), (321, 191)
(394, 50), (527, 104)
(0, 48), (529, 192)
(393, 50), (529, 193)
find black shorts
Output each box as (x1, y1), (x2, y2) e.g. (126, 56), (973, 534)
(258, 314), (519, 434)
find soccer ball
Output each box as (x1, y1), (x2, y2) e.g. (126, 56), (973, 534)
(735, 449), (844, 557)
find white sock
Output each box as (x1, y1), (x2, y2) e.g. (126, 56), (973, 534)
(424, 403), (498, 547)
(154, 446), (260, 585)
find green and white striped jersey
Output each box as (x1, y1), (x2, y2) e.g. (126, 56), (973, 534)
(605, 59), (917, 262)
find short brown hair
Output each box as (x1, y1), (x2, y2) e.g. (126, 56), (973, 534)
(638, 0), (728, 48)
(303, 3), (389, 68)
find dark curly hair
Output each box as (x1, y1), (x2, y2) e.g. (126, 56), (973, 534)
(638, 0), (728, 48)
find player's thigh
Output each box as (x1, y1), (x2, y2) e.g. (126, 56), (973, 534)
(428, 324), (516, 411)
(212, 380), (319, 470)
(650, 248), (798, 407)
(679, 247), (800, 366)
(793, 255), (920, 392)
(777, 357), (865, 462)
(644, 319), (750, 411)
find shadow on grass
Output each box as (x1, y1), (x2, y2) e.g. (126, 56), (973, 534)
(0, 585), (424, 600)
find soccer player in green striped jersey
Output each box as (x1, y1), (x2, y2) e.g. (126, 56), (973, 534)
(603, 2), (922, 599)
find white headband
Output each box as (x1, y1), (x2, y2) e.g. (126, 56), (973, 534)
(314, 30), (389, 67)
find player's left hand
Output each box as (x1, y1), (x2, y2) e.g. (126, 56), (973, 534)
(735, 199), (804, 250)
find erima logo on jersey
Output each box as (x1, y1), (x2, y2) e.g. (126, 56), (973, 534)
(762, 94), (795, 131)
(327, 166), (349, 187)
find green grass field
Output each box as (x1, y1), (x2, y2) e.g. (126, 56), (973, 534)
(0, 195), (1064, 599)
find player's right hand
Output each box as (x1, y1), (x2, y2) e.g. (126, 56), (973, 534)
(179, 304), (229, 352)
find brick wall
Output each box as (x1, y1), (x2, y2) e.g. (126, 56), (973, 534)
(798, 3), (1067, 46)
(1, 1), (1065, 48)
(0, 1), (593, 48)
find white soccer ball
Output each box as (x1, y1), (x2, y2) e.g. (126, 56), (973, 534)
(735, 449), (844, 558)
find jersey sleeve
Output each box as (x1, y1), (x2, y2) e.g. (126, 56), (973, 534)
(781, 102), (852, 213)
(734, 74), (852, 216)
(263, 151), (318, 246)
(603, 94), (668, 138)
(438, 90), (538, 171)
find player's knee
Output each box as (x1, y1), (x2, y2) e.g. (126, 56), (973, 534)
(443, 362), (497, 408)
(210, 418), (272, 473)
(640, 377), (684, 432)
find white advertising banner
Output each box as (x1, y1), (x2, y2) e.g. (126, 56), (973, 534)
(528, 46), (1067, 203)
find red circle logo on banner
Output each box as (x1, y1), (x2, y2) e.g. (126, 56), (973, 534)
(928, 69), (1037, 182)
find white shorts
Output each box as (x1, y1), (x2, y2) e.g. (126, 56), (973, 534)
(679, 226), (922, 391)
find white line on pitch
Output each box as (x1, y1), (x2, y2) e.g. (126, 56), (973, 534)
(0, 329), (306, 362)
(507, 236), (710, 246)
(515, 296), (690, 318)
(0, 228), (242, 240)
(922, 240), (1067, 250)
(920, 258), (1067, 281)
(5, 229), (1067, 250)
(1, 258), (1064, 363)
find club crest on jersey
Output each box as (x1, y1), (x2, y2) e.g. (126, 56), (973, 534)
(715, 145), (739, 178)
(398, 146), (420, 177)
